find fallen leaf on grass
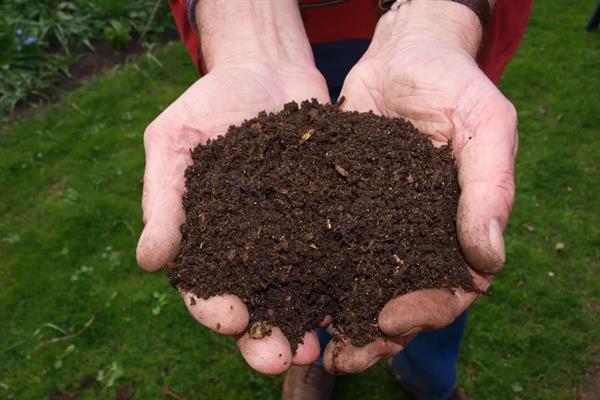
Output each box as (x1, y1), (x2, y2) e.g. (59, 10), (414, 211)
(511, 382), (524, 393)
(1, 233), (21, 244)
(524, 223), (535, 232)
(97, 362), (123, 388)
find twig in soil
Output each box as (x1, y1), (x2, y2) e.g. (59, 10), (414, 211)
(36, 314), (96, 350)
(333, 96), (345, 109)
(162, 387), (188, 400)
(334, 164), (349, 178)
(299, 128), (315, 144)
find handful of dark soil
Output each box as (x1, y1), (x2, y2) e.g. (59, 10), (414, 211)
(168, 100), (476, 351)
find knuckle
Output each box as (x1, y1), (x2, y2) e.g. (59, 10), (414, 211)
(494, 97), (518, 134)
(505, 100), (518, 123)
(143, 120), (161, 143)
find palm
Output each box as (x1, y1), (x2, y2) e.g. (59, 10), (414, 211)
(139, 63), (328, 269)
(137, 62), (329, 375)
(340, 44), (505, 286)
(341, 43), (513, 282)
(164, 64), (328, 139)
(342, 44), (502, 144)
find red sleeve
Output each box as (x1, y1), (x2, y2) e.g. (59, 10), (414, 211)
(168, 0), (201, 72)
(301, 0), (532, 84)
(301, 0), (379, 42)
(169, 0), (532, 84)
(478, 0), (533, 83)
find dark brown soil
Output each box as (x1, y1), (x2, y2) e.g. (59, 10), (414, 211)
(168, 100), (476, 351)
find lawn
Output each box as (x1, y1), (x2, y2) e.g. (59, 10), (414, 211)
(1, 1), (599, 399)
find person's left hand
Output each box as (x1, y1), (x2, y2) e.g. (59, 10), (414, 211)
(321, 1), (517, 374)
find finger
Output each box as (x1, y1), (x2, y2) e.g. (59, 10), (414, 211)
(183, 292), (249, 335)
(454, 92), (518, 274)
(322, 336), (410, 375)
(136, 117), (203, 272)
(237, 327), (292, 375)
(379, 289), (471, 337)
(292, 331), (321, 366)
(378, 270), (491, 336)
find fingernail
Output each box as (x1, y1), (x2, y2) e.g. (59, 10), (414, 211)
(488, 219), (505, 267)
(400, 326), (422, 337)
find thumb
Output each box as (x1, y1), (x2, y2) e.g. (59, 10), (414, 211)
(454, 93), (517, 274)
(136, 120), (200, 272)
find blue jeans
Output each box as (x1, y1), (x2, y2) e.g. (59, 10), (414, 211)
(315, 313), (468, 400)
(312, 40), (468, 400)
(586, 1), (600, 32)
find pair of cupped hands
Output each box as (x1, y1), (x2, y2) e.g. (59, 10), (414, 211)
(136, 3), (517, 376)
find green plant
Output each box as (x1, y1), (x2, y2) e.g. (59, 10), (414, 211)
(0, 0), (175, 124)
(103, 20), (131, 51)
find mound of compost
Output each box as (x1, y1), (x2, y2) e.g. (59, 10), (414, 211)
(168, 100), (476, 351)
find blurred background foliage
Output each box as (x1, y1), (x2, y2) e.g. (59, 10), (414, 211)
(0, 0), (175, 123)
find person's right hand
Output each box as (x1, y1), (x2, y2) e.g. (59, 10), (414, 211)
(137, 2), (329, 374)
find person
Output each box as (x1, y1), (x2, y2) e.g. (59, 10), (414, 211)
(136, 1), (532, 399)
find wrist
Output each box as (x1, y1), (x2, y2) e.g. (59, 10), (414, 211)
(196, 0), (316, 72)
(373, 1), (483, 58)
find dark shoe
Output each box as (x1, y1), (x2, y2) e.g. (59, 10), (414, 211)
(282, 364), (336, 400)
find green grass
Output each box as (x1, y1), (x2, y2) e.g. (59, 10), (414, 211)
(0, 1), (599, 399)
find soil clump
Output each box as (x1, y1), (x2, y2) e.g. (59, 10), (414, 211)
(168, 100), (476, 351)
